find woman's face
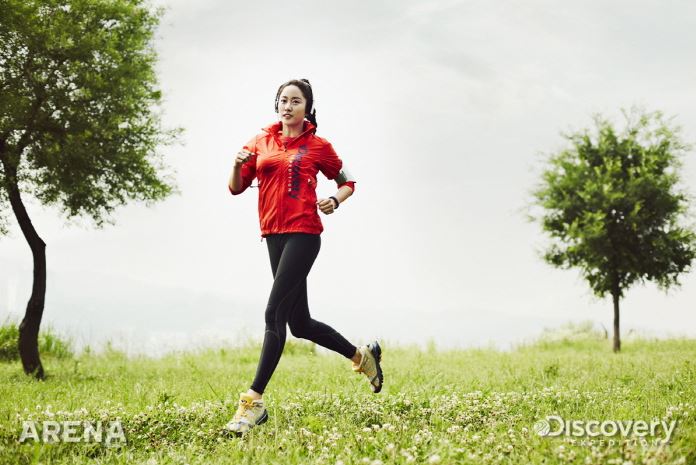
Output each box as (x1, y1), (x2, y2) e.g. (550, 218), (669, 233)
(278, 85), (307, 127)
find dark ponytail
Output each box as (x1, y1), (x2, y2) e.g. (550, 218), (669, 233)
(274, 78), (318, 133)
(305, 107), (318, 130)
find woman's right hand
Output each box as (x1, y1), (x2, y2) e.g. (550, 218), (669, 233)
(235, 150), (255, 167)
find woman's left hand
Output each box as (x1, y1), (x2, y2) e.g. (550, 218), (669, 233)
(316, 198), (336, 215)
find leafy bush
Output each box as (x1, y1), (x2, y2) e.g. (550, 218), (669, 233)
(0, 319), (73, 362)
(538, 321), (607, 342)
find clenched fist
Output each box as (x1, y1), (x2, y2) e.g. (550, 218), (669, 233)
(235, 150), (256, 167)
(316, 198), (337, 215)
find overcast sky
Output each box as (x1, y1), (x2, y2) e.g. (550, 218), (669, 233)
(2, 0), (696, 355)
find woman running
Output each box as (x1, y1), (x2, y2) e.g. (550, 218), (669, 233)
(224, 79), (383, 436)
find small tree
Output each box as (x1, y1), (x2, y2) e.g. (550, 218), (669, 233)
(529, 109), (696, 352)
(0, 0), (180, 378)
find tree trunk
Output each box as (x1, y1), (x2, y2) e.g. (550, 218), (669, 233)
(612, 290), (621, 353)
(0, 156), (46, 379)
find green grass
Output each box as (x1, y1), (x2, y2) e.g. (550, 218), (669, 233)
(0, 323), (694, 465)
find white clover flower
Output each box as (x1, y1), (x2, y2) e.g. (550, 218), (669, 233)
(427, 454), (441, 464)
(385, 443), (395, 452)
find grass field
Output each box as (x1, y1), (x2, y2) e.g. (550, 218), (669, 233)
(0, 324), (694, 465)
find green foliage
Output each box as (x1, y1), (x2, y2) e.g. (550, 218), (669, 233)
(0, 320), (73, 361)
(0, 0), (180, 228)
(0, 335), (694, 464)
(283, 338), (317, 356)
(530, 108), (696, 299)
(0, 322), (20, 361)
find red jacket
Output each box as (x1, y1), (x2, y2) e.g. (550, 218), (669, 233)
(229, 120), (355, 238)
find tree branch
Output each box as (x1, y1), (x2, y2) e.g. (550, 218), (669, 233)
(11, 94), (45, 169)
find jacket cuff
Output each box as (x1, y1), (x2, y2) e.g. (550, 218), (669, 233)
(338, 181), (355, 192)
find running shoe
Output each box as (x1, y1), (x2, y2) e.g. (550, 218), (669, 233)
(223, 393), (269, 436)
(352, 341), (384, 393)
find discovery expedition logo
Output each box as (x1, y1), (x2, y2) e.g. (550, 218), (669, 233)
(533, 415), (677, 444)
(288, 144), (308, 199)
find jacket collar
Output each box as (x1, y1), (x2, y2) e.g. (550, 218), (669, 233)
(262, 120), (316, 141)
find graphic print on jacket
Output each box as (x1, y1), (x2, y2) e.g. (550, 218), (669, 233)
(230, 121), (356, 237)
(288, 145), (308, 200)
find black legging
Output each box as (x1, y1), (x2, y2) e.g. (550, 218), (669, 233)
(250, 232), (357, 394)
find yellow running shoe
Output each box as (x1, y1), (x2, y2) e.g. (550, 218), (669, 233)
(223, 393), (268, 436)
(352, 341), (383, 393)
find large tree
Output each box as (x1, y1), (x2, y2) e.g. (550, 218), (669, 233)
(530, 109), (696, 352)
(0, 0), (179, 378)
